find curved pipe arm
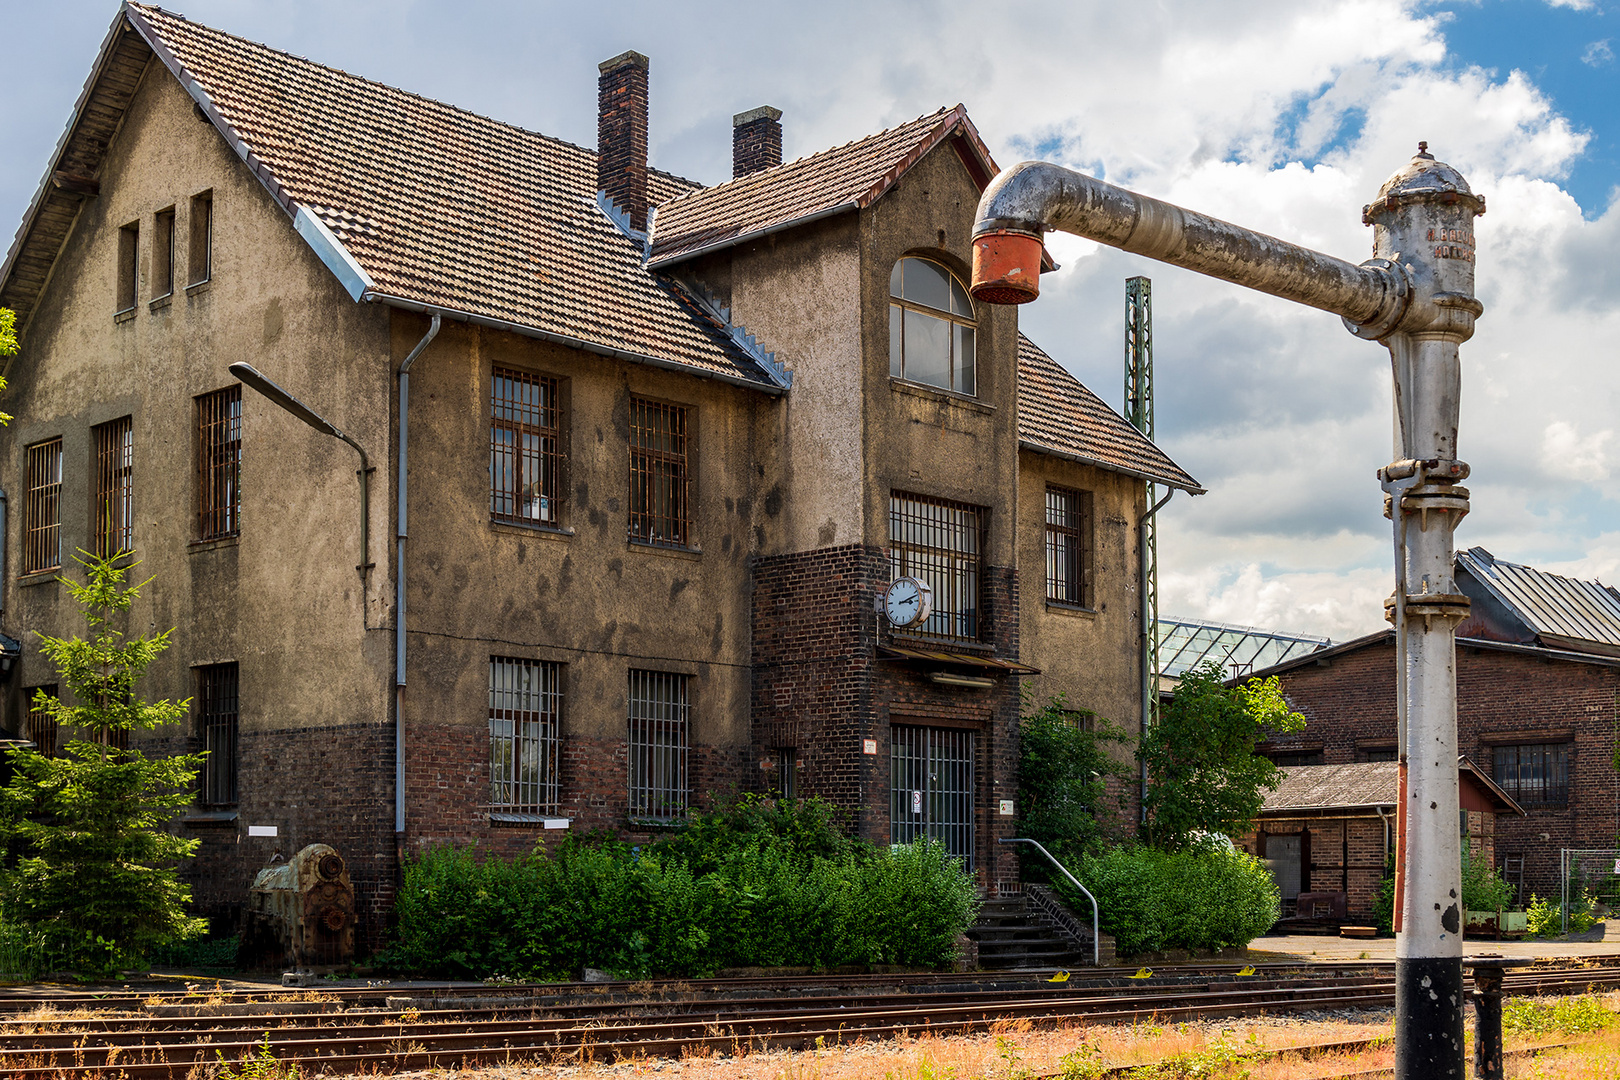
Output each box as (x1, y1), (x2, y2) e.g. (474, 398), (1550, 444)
(1000, 837), (1100, 968)
(972, 161), (1406, 332)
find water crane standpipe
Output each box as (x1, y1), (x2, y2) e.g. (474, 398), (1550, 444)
(970, 145), (1483, 1079)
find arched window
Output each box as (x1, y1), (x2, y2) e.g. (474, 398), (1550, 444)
(889, 257), (976, 395)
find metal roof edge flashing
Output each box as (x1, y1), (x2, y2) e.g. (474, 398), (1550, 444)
(596, 191), (649, 250)
(293, 206), (373, 301)
(673, 275), (792, 389)
(1017, 439), (1204, 495)
(362, 292), (785, 396)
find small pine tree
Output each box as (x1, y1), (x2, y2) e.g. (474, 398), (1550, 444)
(0, 552), (207, 973)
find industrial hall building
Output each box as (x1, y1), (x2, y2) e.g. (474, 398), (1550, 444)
(0, 3), (1200, 946)
(1249, 547), (1620, 909)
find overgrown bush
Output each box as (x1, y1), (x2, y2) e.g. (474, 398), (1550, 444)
(1060, 844), (1279, 957)
(388, 799), (978, 979)
(1017, 694), (1134, 864)
(1461, 848), (1514, 913)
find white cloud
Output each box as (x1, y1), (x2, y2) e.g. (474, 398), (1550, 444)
(1541, 421), (1614, 483)
(1583, 39), (1615, 66)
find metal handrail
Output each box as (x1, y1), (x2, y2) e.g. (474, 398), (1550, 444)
(1000, 837), (1099, 967)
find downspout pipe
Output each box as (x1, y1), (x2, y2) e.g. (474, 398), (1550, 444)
(395, 313), (441, 837)
(1138, 487), (1174, 825)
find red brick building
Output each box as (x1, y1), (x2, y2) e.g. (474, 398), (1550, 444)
(1250, 547), (1620, 906)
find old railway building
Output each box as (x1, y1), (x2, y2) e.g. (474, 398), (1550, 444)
(0, 4), (1199, 943)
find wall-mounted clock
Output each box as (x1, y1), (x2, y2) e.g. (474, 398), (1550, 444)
(881, 576), (933, 629)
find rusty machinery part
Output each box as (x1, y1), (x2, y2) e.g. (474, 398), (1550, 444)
(318, 853), (345, 881)
(321, 906), (348, 932)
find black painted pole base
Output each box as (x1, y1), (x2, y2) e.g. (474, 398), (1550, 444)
(1395, 955), (1466, 1079)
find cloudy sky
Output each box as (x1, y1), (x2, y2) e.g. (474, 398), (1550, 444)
(3, 0), (1617, 643)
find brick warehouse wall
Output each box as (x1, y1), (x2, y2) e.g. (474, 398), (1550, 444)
(1261, 637), (1620, 904)
(148, 721), (396, 954)
(750, 543), (1023, 891)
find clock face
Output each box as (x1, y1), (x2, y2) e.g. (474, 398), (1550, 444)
(884, 577), (933, 628)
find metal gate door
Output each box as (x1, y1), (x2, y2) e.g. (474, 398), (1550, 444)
(890, 725), (975, 869)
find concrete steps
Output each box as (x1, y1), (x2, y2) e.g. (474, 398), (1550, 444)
(967, 896), (1089, 970)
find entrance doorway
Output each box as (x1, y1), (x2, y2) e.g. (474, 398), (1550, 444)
(890, 725), (975, 869)
(1266, 834), (1302, 916)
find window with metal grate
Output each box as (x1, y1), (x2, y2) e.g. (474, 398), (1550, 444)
(25, 685), (58, 758)
(1045, 485), (1093, 607)
(628, 669), (689, 822)
(890, 725), (975, 868)
(23, 439), (62, 575)
(198, 663), (238, 807)
(490, 369), (562, 526)
(628, 398), (690, 547)
(488, 657), (562, 816)
(889, 492), (983, 641)
(93, 417), (134, 557)
(196, 386), (241, 540)
(1492, 742), (1570, 806)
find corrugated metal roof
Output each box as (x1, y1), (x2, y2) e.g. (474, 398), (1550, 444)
(1159, 617), (1329, 678)
(1458, 546), (1620, 649)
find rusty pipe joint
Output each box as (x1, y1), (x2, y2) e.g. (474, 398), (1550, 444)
(969, 161), (1409, 337)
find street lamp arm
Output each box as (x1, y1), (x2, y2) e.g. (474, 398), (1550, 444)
(228, 362), (374, 581)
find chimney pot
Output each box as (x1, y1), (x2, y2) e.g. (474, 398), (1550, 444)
(598, 51), (651, 231)
(733, 106), (783, 178)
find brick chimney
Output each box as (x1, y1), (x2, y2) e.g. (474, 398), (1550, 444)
(733, 106), (783, 178)
(597, 51), (650, 231)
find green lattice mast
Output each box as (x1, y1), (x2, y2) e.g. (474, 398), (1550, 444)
(1125, 276), (1158, 728)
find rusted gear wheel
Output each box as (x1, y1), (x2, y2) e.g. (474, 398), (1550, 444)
(322, 906), (348, 932)
(318, 853), (344, 880)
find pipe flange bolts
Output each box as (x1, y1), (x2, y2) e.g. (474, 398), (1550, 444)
(318, 853), (344, 880)
(1344, 258), (1411, 342)
(1384, 592), (1471, 626)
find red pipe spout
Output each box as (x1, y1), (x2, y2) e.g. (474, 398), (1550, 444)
(971, 230), (1043, 305)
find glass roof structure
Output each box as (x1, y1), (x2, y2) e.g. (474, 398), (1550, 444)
(1158, 617), (1329, 679)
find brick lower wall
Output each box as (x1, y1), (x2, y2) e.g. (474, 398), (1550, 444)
(149, 721), (396, 954)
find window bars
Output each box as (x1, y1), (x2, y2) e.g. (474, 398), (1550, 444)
(198, 663), (239, 807)
(23, 439), (62, 575)
(629, 398), (690, 547)
(628, 669), (689, 822)
(26, 686), (57, 758)
(1493, 742), (1570, 806)
(197, 386), (242, 540)
(890, 725), (975, 868)
(94, 417), (134, 557)
(1045, 486), (1092, 606)
(490, 369), (562, 525)
(488, 657), (561, 814)
(889, 492), (983, 641)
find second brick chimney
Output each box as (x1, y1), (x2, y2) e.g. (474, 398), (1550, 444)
(598, 50), (650, 231)
(733, 106), (783, 178)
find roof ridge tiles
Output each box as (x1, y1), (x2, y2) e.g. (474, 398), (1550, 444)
(128, 3), (702, 191)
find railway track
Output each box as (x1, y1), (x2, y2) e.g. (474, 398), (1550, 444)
(0, 958), (1614, 1077)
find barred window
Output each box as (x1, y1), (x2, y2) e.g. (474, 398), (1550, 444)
(628, 670), (689, 822)
(889, 257), (976, 395)
(23, 439), (62, 575)
(489, 657), (561, 815)
(890, 725), (975, 868)
(26, 685), (58, 758)
(1045, 486), (1093, 607)
(490, 369), (562, 525)
(889, 492), (982, 641)
(93, 417), (134, 557)
(1493, 742), (1570, 806)
(197, 386), (242, 540)
(629, 398), (690, 547)
(198, 663), (238, 807)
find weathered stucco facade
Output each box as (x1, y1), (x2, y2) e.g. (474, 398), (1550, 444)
(0, 4), (1199, 944)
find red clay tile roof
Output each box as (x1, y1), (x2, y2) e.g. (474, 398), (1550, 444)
(648, 106), (998, 268)
(116, 4), (779, 389)
(1018, 335), (1203, 493)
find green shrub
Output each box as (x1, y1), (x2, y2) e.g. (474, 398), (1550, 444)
(1017, 695), (1134, 864)
(1062, 845), (1279, 957)
(1460, 848), (1514, 913)
(388, 823), (978, 979)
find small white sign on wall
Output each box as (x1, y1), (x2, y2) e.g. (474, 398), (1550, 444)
(247, 825), (277, 838)
(862, 738), (878, 756)
(912, 790), (923, 814)
(999, 800), (1015, 816)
